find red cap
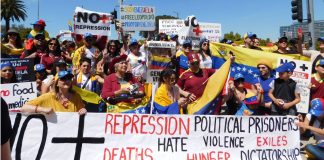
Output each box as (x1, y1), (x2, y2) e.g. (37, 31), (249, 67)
(109, 54), (128, 73)
(187, 52), (200, 63)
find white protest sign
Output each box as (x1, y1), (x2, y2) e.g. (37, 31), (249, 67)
(146, 41), (176, 83)
(159, 17), (221, 47)
(9, 113), (301, 160)
(74, 7), (112, 36)
(1, 82), (37, 111)
(277, 58), (312, 113)
(120, 5), (155, 31)
(58, 30), (73, 42)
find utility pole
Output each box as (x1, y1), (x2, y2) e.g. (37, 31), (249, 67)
(307, 0), (315, 49)
(37, 0), (40, 19)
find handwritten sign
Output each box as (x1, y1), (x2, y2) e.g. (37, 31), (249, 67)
(1, 58), (35, 82)
(120, 5), (155, 31)
(277, 58), (312, 113)
(74, 7), (112, 35)
(1, 82), (37, 111)
(9, 113), (301, 160)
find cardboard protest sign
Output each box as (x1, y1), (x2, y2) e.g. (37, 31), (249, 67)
(146, 41), (176, 83)
(1, 58), (35, 82)
(74, 7), (112, 36)
(9, 113), (301, 160)
(1, 82), (37, 111)
(159, 16), (221, 49)
(120, 5), (155, 31)
(277, 58), (312, 113)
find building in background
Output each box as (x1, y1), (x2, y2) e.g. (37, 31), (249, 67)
(280, 20), (324, 44)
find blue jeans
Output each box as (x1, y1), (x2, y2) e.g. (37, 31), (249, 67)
(305, 144), (324, 160)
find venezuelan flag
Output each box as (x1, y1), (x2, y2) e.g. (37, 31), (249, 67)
(210, 43), (295, 85)
(187, 59), (231, 115)
(176, 50), (189, 71)
(149, 55), (171, 70)
(107, 97), (151, 114)
(152, 84), (180, 114)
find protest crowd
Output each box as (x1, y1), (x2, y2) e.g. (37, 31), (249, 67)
(1, 11), (324, 160)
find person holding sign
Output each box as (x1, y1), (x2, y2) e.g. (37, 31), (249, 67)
(268, 62), (301, 116)
(296, 98), (324, 159)
(101, 55), (144, 104)
(126, 39), (147, 83)
(153, 68), (188, 114)
(21, 71), (87, 115)
(1, 61), (17, 84)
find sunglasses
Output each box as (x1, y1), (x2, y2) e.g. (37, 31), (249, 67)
(49, 43), (57, 46)
(257, 66), (267, 70)
(234, 79), (245, 83)
(8, 33), (17, 36)
(59, 76), (72, 81)
(319, 65), (324, 68)
(190, 61), (199, 66)
(202, 43), (209, 46)
(183, 45), (192, 48)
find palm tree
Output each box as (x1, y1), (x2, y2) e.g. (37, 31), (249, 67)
(1, 0), (27, 32)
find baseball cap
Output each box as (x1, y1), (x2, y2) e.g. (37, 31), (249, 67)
(84, 33), (93, 39)
(234, 73), (244, 81)
(187, 52), (200, 63)
(129, 38), (138, 46)
(1, 61), (14, 70)
(34, 64), (45, 72)
(7, 29), (19, 35)
(309, 98), (324, 117)
(318, 37), (324, 42)
(31, 19), (46, 26)
(275, 62), (296, 73)
(315, 59), (324, 66)
(244, 32), (257, 39)
(55, 59), (67, 66)
(170, 34), (178, 40)
(183, 39), (192, 46)
(58, 70), (73, 79)
(278, 37), (288, 43)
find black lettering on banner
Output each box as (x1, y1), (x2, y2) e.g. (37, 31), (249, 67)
(299, 63), (308, 71)
(10, 113), (22, 150)
(15, 114), (48, 160)
(89, 13), (100, 23)
(77, 12), (88, 23)
(157, 137), (187, 152)
(52, 115), (105, 160)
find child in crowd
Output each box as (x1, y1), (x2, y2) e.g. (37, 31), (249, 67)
(268, 62), (301, 115)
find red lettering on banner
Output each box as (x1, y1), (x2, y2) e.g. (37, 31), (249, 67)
(140, 115), (148, 134)
(131, 115), (139, 133)
(114, 114), (122, 134)
(123, 114), (132, 134)
(291, 71), (308, 79)
(256, 136), (288, 147)
(105, 114), (113, 134)
(15, 66), (27, 71)
(100, 14), (110, 23)
(103, 147), (153, 160)
(0, 90), (10, 96)
(186, 151), (230, 160)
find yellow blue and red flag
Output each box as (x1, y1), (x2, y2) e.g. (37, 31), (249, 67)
(152, 84), (180, 114)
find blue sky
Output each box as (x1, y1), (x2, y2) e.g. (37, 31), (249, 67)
(4, 0), (324, 41)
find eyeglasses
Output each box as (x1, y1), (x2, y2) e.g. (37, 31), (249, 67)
(202, 43), (209, 46)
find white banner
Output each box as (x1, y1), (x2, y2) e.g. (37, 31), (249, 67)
(9, 113), (301, 160)
(277, 59), (312, 113)
(120, 5), (155, 31)
(159, 18), (222, 46)
(1, 82), (37, 111)
(74, 7), (112, 36)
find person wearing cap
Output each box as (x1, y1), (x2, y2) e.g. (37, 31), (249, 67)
(176, 39), (193, 75)
(72, 33), (100, 71)
(295, 98), (324, 159)
(256, 60), (275, 110)
(176, 52), (217, 104)
(1, 28), (23, 58)
(101, 55), (144, 103)
(126, 38), (147, 83)
(21, 70), (87, 115)
(273, 37), (296, 54)
(170, 34), (180, 50)
(243, 32), (262, 50)
(41, 38), (63, 73)
(20, 33), (47, 64)
(268, 62), (301, 115)
(1, 61), (17, 84)
(28, 19), (50, 41)
(51, 59), (67, 81)
(310, 37), (324, 74)
(198, 38), (212, 69)
(310, 59), (324, 101)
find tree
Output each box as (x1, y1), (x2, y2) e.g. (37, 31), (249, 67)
(1, 0), (27, 32)
(139, 15), (177, 38)
(223, 31), (241, 41)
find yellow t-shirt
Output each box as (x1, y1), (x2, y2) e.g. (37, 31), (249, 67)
(27, 92), (85, 112)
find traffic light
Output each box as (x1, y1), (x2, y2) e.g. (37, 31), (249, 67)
(111, 9), (117, 24)
(291, 0), (303, 23)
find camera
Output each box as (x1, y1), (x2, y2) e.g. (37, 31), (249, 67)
(129, 84), (139, 95)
